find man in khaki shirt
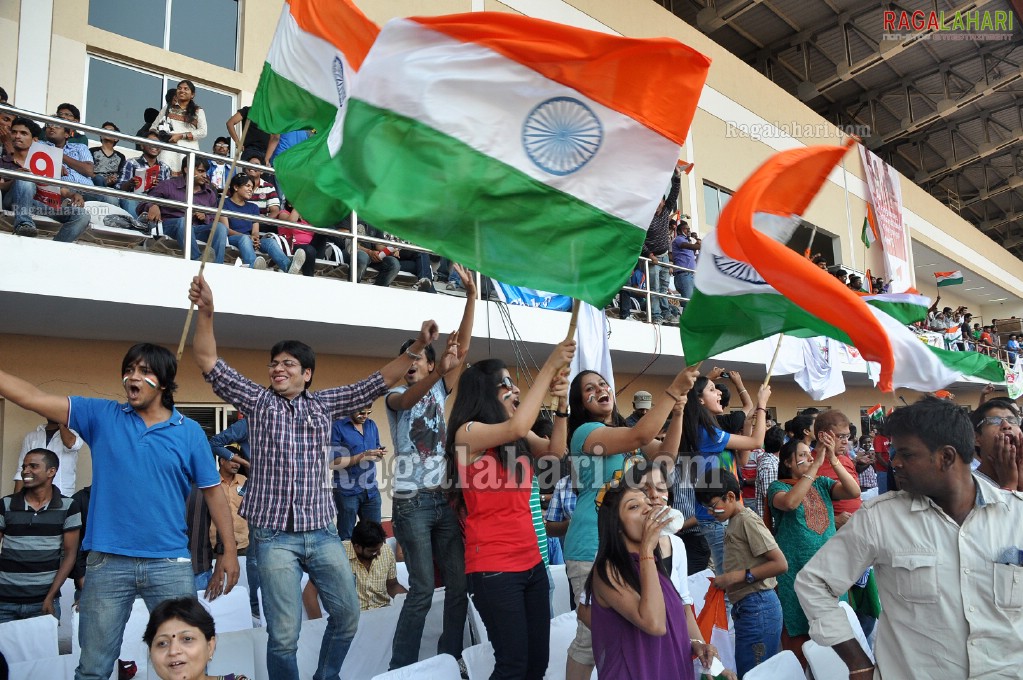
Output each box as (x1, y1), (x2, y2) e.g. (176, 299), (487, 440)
(796, 397), (1023, 680)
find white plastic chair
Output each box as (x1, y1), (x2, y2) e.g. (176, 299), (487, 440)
(369, 652), (461, 679)
(466, 597), (488, 644)
(8, 654), (76, 680)
(460, 643), (495, 680)
(549, 564), (571, 618)
(206, 627), (258, 679)
(199, 586), (252, 634)
(0, 614), (59, 663)
(803, 603), (874, 680)
(743, 650), (804, 679)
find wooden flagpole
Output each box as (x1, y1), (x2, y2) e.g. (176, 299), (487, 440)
(176, 119), (252, 360)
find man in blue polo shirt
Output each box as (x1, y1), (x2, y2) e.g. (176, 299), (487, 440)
(0, 343), (239, 680)
(331, 408), (385, 541)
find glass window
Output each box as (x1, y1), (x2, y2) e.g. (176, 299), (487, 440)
(702, 183), (733, 229)
(88, 0), (165, 49)
(85, 57), (236, 153)
(89, 0), (238, 70)
(169, 0), (239, 70)
(85, 59), (163, 141)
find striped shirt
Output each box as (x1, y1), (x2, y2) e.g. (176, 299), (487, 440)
(0, 492), (81, 604)
(529, 478), (549, 566)
(669, 459), (701, 536)
(204, 359), (387, 532)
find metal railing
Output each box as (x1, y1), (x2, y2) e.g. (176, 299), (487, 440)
(1, 103), (696, 318)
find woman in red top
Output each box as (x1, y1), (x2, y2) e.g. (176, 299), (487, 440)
(446, 340), (575, 680)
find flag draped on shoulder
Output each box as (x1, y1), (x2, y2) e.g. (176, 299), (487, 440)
(679, 143), (1003, 392)
(250, 0), (379, 135)
(275, 10), (711, 308)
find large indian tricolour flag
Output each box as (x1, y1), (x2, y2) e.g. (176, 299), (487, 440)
(679, 143), (1003, 393)
(273, 10), (711, 308)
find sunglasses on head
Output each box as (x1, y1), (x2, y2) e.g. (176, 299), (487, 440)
(498, 376), (516, 391)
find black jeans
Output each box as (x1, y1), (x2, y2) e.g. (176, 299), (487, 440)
(468, 561), (550, 680)
(681, 530), (711, 575)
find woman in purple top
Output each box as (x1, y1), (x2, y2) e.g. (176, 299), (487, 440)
(585, 481), (723, 680)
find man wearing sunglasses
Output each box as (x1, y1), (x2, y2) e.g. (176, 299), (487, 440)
(970, 398), (1023, 491)
(330, 408), (386, 541)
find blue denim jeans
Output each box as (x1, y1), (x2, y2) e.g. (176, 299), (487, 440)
(674, 270), (694, 309)
(652, 253), (674, 321)
(75, 552), (194, 680)
(346, 249), (400, 286)
(194, 569), (212, 590)
(244, 543), (260, 616)
(698, 519), (726, 576)
(390, 491), (468, 669)
(258, 236), (292, 271)
(0, 599), (60, 625)
(227, 233), (259, 267)
(3, 178), (92, 242)
(468, 562), (550, 680)
(333, 488), (382, 541)
(732, 589), (783, 678)
(162, 217), (226, 262)
(251, 523), (359, 680)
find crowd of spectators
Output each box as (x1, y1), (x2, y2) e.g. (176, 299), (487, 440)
(0, 86), (465, 295)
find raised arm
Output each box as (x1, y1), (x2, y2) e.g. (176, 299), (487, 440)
(0, 369), (71, 425)
(824, 432), (862, 501)
(581, 366), (700, 456)
(379, 321), (441, 392)
(455, 341), (575, 462)
(443, 263), (477, 388)
(188, 275), (219, 374)
(771, 440), (826, 512)
(716, 384), (771, 452)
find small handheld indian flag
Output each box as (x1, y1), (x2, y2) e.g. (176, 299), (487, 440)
(867, 403), (884, 423)
(934, 271), (964, 287)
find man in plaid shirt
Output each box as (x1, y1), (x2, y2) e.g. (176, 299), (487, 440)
(188, 275), (461, 680)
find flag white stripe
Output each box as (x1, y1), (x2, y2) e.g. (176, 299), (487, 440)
(354, 18), (679, 230)
(265, 8), (352, 111)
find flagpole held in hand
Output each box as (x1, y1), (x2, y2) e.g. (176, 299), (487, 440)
(762, 334), (785, 388)
(176, 119), (252, 360)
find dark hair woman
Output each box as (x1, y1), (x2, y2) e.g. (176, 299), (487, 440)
(680, 368), (772, 577)
(151, 79), (207, 170)
(562, 364), (698, 679)
(584, 481), (734, 680)
(767, 432), (860, 662)
(446, 340), (575, 679)
(144, 597), (248, 680)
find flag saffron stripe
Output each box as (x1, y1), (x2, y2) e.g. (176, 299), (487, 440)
(353, 18), (681, 230)
(286, 0), (378, 69)
(411, 12), (711, 145)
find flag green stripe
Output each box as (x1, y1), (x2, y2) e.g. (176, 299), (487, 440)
(865, 300), (928, 325)
(277, 99), (646, 308)
(926, 345), (1005, 382)
(680, 289), (853, 363)
(250, 63), (338, 135)
(936, 277), (963, 287)
(681, 289), (1004, 384)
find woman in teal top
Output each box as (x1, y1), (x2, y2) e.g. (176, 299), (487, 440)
(561, 365), (698, 680)
(767, 433), (860, 660)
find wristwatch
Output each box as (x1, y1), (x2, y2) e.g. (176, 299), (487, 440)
(744, 569), (756, 584)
